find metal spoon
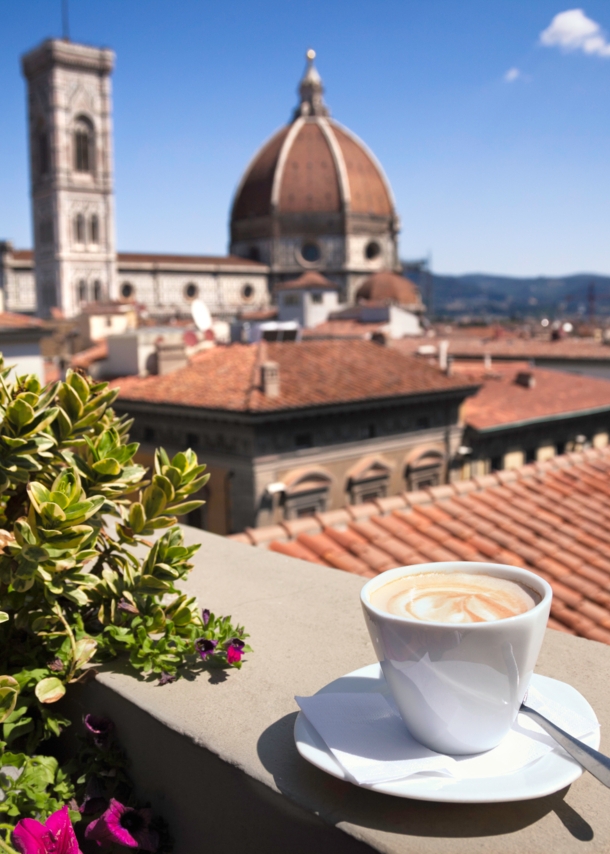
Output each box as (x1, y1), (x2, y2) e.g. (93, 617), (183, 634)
(520, 702), (610, 788)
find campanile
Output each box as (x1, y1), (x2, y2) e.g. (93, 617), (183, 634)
(22, 39), (117, 317)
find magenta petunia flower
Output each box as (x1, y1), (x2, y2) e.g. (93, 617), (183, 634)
(84, 714), (114, 748)
(12, 805), (81, 854)
(226, 638), (245, 664)
(85, 799), (158, 851)
(195, 637), (217, 661)
(157, 671), (176, 686)
(201, 608), (210, 626)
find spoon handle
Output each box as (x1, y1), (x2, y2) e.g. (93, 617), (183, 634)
(520, 703), (610, 788)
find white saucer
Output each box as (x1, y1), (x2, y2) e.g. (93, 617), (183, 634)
(294, 663), (600, 803)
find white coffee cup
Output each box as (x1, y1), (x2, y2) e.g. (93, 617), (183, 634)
(360, 561), (552, 755)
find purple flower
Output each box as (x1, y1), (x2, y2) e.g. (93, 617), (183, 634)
(47, 658), (65, 672)
(157, 671), (176, 686)
(84, 714), (114, 748)
(85, 799), (159, 851)
(202, 608), (210, 626)
(195, 637), (217, 661)
(13, 806), (81, 854)
(226, 638), (245, 665)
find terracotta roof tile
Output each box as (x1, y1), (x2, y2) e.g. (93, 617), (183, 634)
(114, 339), (475, 414)
(269, 540), (330, 566)
(239, 447), (610, 645)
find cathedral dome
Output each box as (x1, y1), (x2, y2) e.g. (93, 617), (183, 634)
(231, 115), (394, 222)
(230, 51), (400, 299)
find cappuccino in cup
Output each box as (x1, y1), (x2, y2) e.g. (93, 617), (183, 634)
(361, 562), (552, 754)
(370, 571), (539, 624)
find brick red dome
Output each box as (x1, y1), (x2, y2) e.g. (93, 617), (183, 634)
(231, 117), (394, 222)
(356, 271), (422, 306)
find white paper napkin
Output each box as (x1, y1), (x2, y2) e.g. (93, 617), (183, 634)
(295, 682), (599, 786)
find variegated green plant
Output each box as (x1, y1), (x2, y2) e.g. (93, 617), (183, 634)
(0, 358), (249, 828)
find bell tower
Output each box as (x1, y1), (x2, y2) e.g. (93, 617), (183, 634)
(22, 39), (117, 317)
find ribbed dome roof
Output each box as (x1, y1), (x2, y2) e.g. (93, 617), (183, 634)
(231, 54), (395, 223)
(356, 271), (422, 306)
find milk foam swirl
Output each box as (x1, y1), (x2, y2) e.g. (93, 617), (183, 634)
(370, 572), (538, 623)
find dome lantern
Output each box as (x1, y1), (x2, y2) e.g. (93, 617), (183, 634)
(294, 49), (329, 119)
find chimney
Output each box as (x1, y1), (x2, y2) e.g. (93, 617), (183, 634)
(438, 340), (449, 371)
(515, 371), (536, 389)
(261, 361), (280, 397)
(156, 340), (187, 375)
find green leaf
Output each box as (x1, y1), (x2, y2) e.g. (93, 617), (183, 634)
(72, 637), (97, 672)
(6, 398), (35, 429)
(129, 501), (146, 533)
(168, 499), (204, 516)
(0, 611), (8, 623)
(92, 458), (122, 477)
(143, 484), (167, 519)
(0, 676), (19, 723)
(57, 383), (84, 421)
(34, 677), (66, 704)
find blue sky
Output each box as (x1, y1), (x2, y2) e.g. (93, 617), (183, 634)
(2, 1), (610, 276)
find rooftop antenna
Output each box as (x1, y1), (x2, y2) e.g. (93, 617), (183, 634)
(62, 0), (70, 40)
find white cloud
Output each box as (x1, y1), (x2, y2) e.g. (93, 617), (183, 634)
(540, 8), (610, 57)
(504, 67), (521, 82)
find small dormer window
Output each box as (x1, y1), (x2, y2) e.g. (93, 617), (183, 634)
(283, 293), (299, 307)
(311, 292), (323, 304)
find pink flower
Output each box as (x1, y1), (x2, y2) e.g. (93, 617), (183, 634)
(226, 638), (245, 664)
(12, 806), (81, 854)
(85, 799), (158, 851)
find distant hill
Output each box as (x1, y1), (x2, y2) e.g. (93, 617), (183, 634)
(401, 267), (610, 320)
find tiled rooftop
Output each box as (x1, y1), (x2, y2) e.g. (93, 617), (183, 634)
(391, 333), (610, 362)
(230, 447), (610, 645)
(113, 339), (477, 413)
(460, 363), (610, 430)
(0, 311), (44, 330)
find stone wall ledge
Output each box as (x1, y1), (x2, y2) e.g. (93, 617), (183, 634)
(71, 527), (610, 853)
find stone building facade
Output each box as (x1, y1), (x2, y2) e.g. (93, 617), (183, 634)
(110, 340), (478, 534)
(22, 40), (117, 318)
(6, 41), (407, 323)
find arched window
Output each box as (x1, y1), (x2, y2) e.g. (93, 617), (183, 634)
(282, 467), (333, 519)
(346, 456), (392, 505)
(78, 280), (88, 303)
(404, 448), (444, 492)
(90, 214), (99, 244)
(74, 214), (85, 244)
(93, 280), (102, 302)
(74, 116), (95, 173)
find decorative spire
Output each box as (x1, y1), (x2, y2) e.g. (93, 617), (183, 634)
(293, 49), (329, 120)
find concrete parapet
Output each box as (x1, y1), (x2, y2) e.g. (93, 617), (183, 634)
(70, 527), (610, 853)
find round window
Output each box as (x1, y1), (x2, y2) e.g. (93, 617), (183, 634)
(365, 241), (381, 260)
(184, 282), (199, 300)
(300, 242), (321, 263)
(241, 283), (255, 301)
(121, 282), (134, 299)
